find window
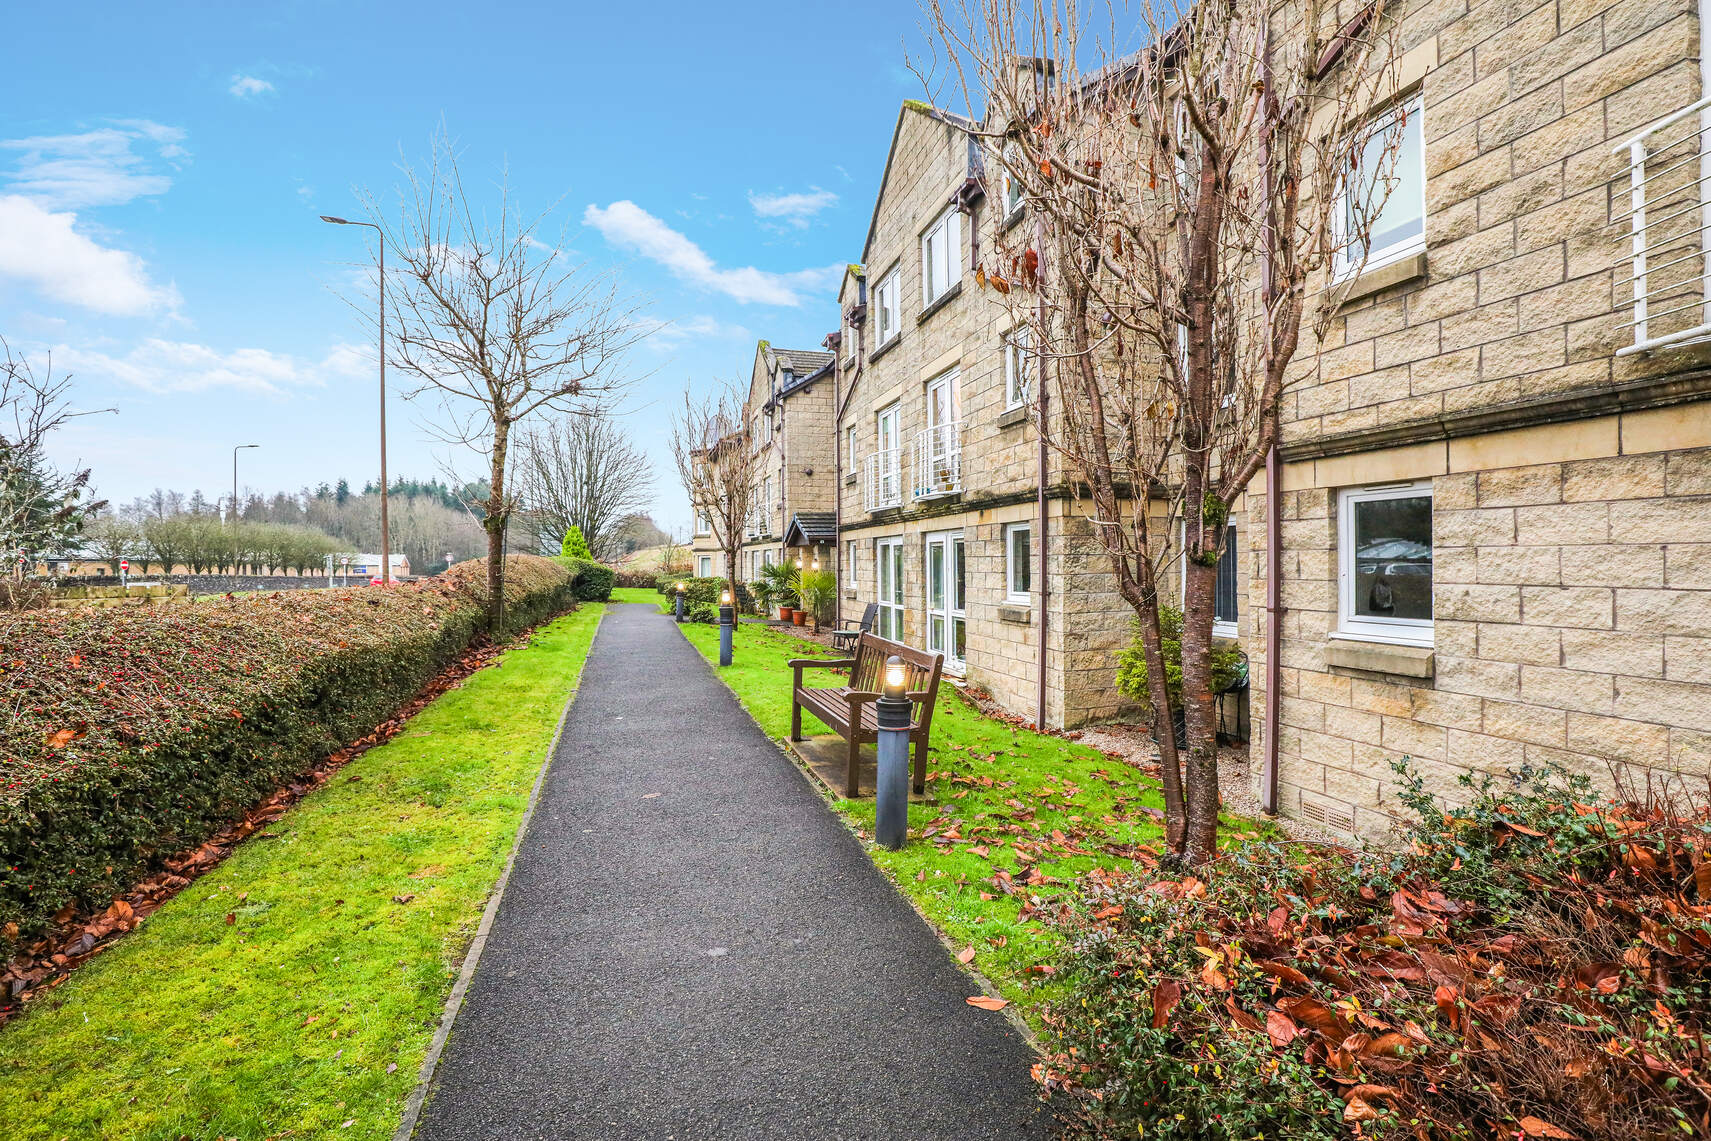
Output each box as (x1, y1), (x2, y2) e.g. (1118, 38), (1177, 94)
(695, 512), (711, 536)
(1004, 328), (1032, 409)
(763, 548), (775, 568)
(698, 555), (712, 578)
(846, 425), (857, 469)
(921, 206), (962, 307)
(876, 537), (905, 640)
(1338, 482), (1433, 645)
(1005, 522), (1032, 603)
(846, 540), (858, 588)
(1213, 525), (1239, 636)
(1001, 144), (1024, 218)
(1337, 94), (1425, 277)
(844, 313), (860, 363)
(874, 267), (901, 345)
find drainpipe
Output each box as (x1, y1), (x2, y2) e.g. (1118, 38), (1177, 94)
(1258, 13), (1281, 816)
(1034, 213), (1050, 731)
(831, 334), (843, 629)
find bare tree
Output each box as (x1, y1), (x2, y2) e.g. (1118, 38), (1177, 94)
(1, 338), (111, 575)
(359, 130), (648, 628)
(922, 0), (1402, 860)
(514, 413), (655, 559)
(670, 383), (756, 608)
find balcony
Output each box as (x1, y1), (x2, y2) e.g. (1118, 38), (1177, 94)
(912, 421), (963, 500)
(864, 450), (902, 512)
(1613, 96), (1711, 355)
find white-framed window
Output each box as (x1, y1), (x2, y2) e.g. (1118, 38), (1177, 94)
(1181, 522), (1240, 637)
(846, 424), (857, 468)
(1336, 93), (1425, 278)
(1004, 327), (1032, 409)
(698, 555), (712, 577)
(763, 548), (775, 568)
(1004, 522), (1032, 603)
(920, 206), (962, 308)
(846, 539), (858, 588)
(876, 536), (905, 640)
(695, 512), (711, 536)
(874, 267), (901, 345)
(844, 313), (860, 363)
(1337, 481), (1433, 645)
(1001, 143), (1024, 218)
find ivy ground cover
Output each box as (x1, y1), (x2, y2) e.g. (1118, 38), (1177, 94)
(0, 604), (603, 1140)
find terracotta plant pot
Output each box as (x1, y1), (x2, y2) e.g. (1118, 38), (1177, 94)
(792, 611), (807, 626)
(778, 606), (794, 622)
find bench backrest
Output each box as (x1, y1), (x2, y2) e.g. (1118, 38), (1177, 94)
(850, 632), (944, 733)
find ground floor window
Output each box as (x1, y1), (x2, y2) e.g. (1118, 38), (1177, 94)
(1338, 481), (1433, 644)
(924, 531), (965, 670)
(1004, 522), (1032, 603)
(846, 540), (858, 589)
(698, 555), (712, 578)
(1213, 524), (1238, 636)
(876, 537), (904, 641)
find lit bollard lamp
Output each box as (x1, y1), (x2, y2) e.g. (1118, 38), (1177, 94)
(874, 655), (911, 850)
(718, 588), (734, 667)
(674, 580), (686, 623)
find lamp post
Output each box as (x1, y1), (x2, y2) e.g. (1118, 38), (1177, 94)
(320, 214), (392, 585)
(718, 588), (734, 666)
(231, 443), (259, 590)
(674, 580), (687, 623)
(875, 655), (912, 849)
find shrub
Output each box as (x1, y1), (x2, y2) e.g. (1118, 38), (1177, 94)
(0, 555), (577, 953)
(1113, 605), (1244, 710)
(555, 557), (614, 602)
(558, 527), (592, 561)
(1042, 764), (1711, 1141)
(613, 569), (659, 590)
(656, 576), (752, 613)
(685, 602), (717, 624)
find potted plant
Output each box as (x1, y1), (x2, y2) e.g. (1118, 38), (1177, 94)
(760, 561), (799, 622)
(793, 567), (837, 633)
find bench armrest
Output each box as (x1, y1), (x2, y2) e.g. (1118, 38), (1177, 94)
(790, 657), (855, 688)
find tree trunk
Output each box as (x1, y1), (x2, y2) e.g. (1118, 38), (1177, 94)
(485, 419), (511, 634)
(1132, 574), (1189, 854)
(1181, 550), (1222, 863)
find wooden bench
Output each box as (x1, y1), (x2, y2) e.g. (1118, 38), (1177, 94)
(789, 633), (944, 799)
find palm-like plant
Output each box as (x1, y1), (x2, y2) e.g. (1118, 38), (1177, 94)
(793, 567), (837, 632)
(759, 560), (798, 613)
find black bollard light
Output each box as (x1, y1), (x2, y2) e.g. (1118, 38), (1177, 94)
(674, 580), (686, 623)
(718, 588), (734, 667)
(875, 655), (911, 850)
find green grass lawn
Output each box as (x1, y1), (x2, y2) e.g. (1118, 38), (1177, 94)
(674, 619), (1266, 1021)
(608, 585), (669, 610)
(0, 604), (606, 1141)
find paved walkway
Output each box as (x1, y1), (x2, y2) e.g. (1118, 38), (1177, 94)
(414, 603), (1053, 1140)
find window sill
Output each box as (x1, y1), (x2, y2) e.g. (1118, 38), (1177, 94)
(1003, 206), (1026, 232)
(869, 334), (902, 365)
(999, 602), (1032, 625)
(997, 405), (1029, 429)
(1324, 636), (1435, 679)
(1337, 251), (1427, 306)
(916, 280), (963, 324)
(844, 474), (857, 486)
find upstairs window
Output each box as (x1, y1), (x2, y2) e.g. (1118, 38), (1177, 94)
(1004, 327), (1033, 409)
(874, 268), (901, 345)
(844, 314), (860, 363)
(1338, 481), (1433, 645)
(921, 206), (962, 308)
(1001, 144), (1024, 218)
(1337, 94), (1425, 277)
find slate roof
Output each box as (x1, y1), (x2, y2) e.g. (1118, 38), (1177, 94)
(771, 347), (833, 379)
(784, 511), (839, 547)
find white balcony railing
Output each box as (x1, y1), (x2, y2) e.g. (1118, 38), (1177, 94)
(912, 421), (963, 500)
(1613, 95), (1711, 355)
(864, 450), (902, 512)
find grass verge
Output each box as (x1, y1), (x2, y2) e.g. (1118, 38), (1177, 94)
(675, 619), (1265, 1023)
(608, 586), (668, 610)
(0, 604), (605, 1140)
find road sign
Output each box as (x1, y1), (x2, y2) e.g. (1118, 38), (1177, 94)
(120, 560), (129, 571)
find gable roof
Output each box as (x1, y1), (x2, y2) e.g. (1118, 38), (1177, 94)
(858, 101), (986, 269)
(784, 511), (838, 547)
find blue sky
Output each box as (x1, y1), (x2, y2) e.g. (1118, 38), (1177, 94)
(4, 0), (936, 535)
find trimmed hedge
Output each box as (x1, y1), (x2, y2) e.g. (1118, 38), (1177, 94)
(612, 569), (660, 590)
(556, 557), (616, 602)
(0, 555), (578, 952)
(656, 575), (754, 613)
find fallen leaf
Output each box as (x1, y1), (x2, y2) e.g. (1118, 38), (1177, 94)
(966, 995), (1008, 1011)
(957, 946), (977, 964)
(1519, 1116), (1575, 1139)
(392, 894), (415, 905)
(641, 792), (662, 799)
(1151, 979), (1183, 1029)
(1266, 1010), (1299, 1048)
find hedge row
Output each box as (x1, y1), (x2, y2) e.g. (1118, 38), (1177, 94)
(656, 575), (754, 611)
(0, 555), (578, 952)
(557, 557), (616, 602)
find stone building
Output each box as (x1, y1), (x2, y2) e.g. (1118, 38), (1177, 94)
(737, 341), (837, 584)
(1244, 0), (1711, 839)
(831, 102), (1185, 728)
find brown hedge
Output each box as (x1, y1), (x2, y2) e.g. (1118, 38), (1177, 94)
(0, 555), (577, 953)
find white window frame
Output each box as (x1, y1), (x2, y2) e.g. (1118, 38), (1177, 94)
(846, 425), (857, 470)
(697, 555), (712, 578)
(695, 512), (711, 536)
(920, 205), (962, 308)
(1004, 522), (1032, 603)
(1335, 93), (1426, 280)
(846, 539), (858, 589)
(1001, 144), (1024, 219)
(1004, 327), (1032, 410)
(1337, 480), (1434, 647)
(876, 536), (905, 641)
(874, 267), (901, 346)
(1180, 521), (1240, 638)
(845, 314), (860, 363)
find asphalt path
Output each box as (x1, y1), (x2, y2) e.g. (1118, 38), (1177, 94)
(413, 602), (1054, 1140)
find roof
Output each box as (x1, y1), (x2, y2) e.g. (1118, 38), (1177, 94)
(770, 346), (833, 378)
(784, 511), (838, 547)
(859, 102), (986, 268)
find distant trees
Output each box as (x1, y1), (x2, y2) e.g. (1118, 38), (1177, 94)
(2, 337), (110, 573)
(514, 413), (655, 560)
(671, 383), (755, 610)
(611, 513), (671, 558)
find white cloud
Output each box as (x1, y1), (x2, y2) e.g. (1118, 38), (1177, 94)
(0, 195), (180, 316)
(229, 75), (275, 98)
(583, 200), (840, 306)
(748, 187), (838, 229)
(53, 338), (369, 395)
(641, 314), (753, 346)
(1, 121), (187, 208)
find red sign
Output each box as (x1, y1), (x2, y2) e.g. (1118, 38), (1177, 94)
(120, 560), (129, 571)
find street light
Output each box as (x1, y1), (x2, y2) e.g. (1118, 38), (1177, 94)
(232, 443), (259, 591)
(718, 588), (734, 666)
(875, 655), (912, 849)
(320, 214), (392, 585)
(674, 580), (687, 623)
